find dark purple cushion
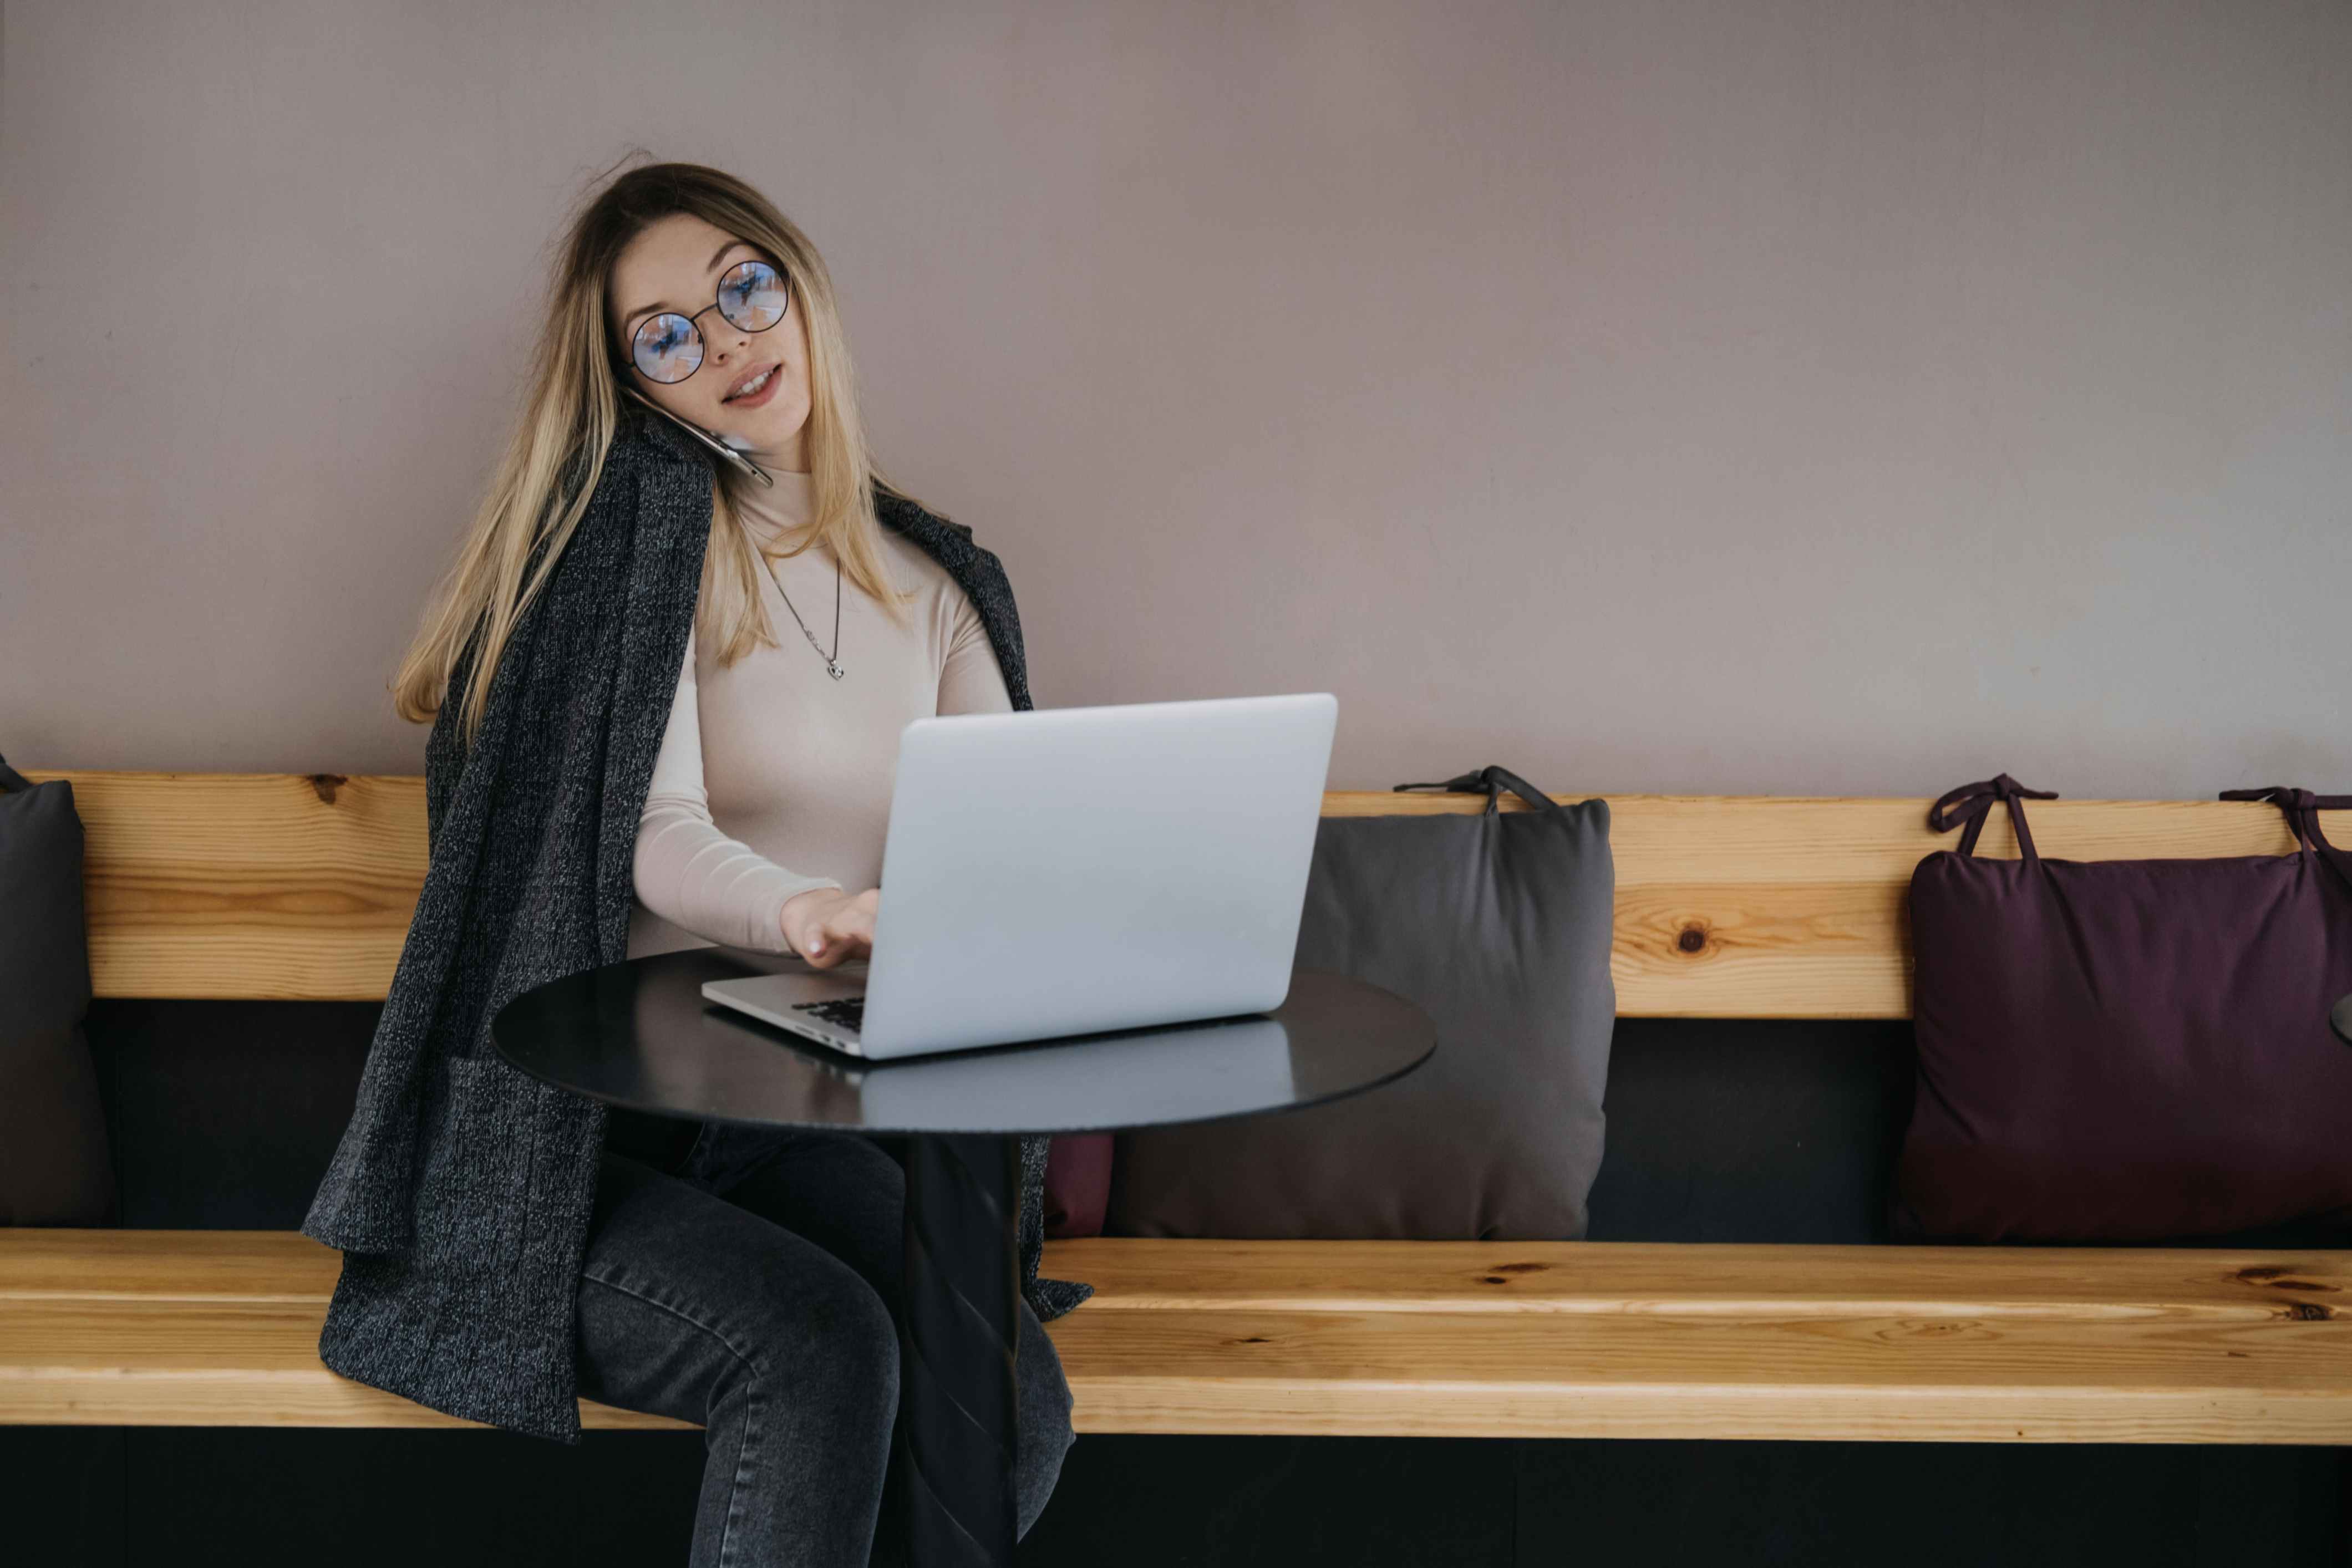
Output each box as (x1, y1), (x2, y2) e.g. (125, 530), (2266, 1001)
(1042, 1133), (1111, 1238)
(1894, 777), (2352, 1243)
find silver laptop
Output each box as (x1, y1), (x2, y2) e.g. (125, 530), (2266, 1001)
(699, 691), (1338, 1058)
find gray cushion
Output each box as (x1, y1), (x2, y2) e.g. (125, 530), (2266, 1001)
(1106, 774), (1614, 1240)
(0, 756), (115, 1226)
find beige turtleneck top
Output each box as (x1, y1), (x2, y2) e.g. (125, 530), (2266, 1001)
(623, 465), (1013, 961)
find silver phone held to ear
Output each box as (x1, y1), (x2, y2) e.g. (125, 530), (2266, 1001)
(621, 385), (775, 488)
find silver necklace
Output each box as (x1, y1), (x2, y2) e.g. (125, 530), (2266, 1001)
(756, 547), (845, 680)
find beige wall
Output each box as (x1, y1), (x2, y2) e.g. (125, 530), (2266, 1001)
(4, 0), (2346, 798)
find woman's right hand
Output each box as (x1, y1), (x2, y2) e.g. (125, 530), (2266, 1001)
(780, 885), (879, 969)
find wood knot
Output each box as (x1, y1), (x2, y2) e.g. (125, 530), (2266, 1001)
(2235, 1265), (2336, 1291)
(2283, 1302), (2335, 1321)
(1481, 1262), (1552, 1284)
(1675, 924), (1709, 955)
(306, 772), (349, 805)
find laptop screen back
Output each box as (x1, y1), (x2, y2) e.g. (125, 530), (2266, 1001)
(856, 692), (1337, 1054)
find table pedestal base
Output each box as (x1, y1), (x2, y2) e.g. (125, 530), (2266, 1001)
(895, 1132), (1021, 1566)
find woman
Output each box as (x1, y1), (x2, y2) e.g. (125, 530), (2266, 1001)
(311, 159), (1082, 1564)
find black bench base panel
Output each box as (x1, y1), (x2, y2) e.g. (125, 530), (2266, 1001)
(10, 1428), (2346, 1567)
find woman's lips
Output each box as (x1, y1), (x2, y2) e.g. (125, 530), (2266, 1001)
(723, 362), (781, 408)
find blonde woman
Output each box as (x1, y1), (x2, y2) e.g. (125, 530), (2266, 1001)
(305, 159), (1084, 1564)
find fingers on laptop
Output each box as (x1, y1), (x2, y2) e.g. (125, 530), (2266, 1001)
(790, 887), (880, 968)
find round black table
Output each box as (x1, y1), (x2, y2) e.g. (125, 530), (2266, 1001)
(492, 948), (1436, 1567)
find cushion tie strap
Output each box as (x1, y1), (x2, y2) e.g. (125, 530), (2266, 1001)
(2219, 786), (2352, 887)
(1394, 765), (1563, 818)
(1928, 773), (2059, 861)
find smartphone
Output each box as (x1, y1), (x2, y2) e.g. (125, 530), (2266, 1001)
(621, 385), (775, 487)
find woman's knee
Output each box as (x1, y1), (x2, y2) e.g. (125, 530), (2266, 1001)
(760, 1253), (902, 1414)
(711, 1129), (909, 1308)
(578, 1160), (904, 1438)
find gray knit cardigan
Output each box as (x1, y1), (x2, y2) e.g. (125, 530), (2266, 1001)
(300, 404), (1093, 1444)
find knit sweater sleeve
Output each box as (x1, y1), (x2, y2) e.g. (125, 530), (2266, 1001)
(632, 622), (844, 953)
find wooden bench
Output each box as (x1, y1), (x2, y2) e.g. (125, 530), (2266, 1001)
(5, 771), (2349, 1444)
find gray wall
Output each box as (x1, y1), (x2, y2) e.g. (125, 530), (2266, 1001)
(4, 0), (2346, 798)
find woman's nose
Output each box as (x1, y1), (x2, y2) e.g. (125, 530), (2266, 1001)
(705, 321), (753, 364)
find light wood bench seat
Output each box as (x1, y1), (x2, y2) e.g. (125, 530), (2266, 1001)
(5, 1230), (2346, 1444)
(8, 770), (2350, 1446)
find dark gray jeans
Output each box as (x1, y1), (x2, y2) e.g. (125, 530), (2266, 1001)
(575, 1118), (1076, 1566)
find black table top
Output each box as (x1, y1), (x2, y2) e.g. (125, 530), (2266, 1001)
(2334, 991), (2352, 1049)
(491, 947), (1436, 1136)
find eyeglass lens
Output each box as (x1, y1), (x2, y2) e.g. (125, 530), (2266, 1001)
(630, 259), (790, 384)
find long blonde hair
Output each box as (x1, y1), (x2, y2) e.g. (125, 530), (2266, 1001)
(391, 155), (934, 746)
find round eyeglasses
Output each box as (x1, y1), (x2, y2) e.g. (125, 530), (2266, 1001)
(619, 258), (791, 384)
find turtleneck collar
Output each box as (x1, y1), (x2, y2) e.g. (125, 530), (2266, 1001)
(729, 463), (817, 541)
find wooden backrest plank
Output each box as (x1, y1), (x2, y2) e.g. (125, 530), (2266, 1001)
(26, 771), (2342, 1016)
(31, 772), (426, 1001)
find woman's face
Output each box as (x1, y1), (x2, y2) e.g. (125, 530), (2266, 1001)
(608, 212), (813, 469)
